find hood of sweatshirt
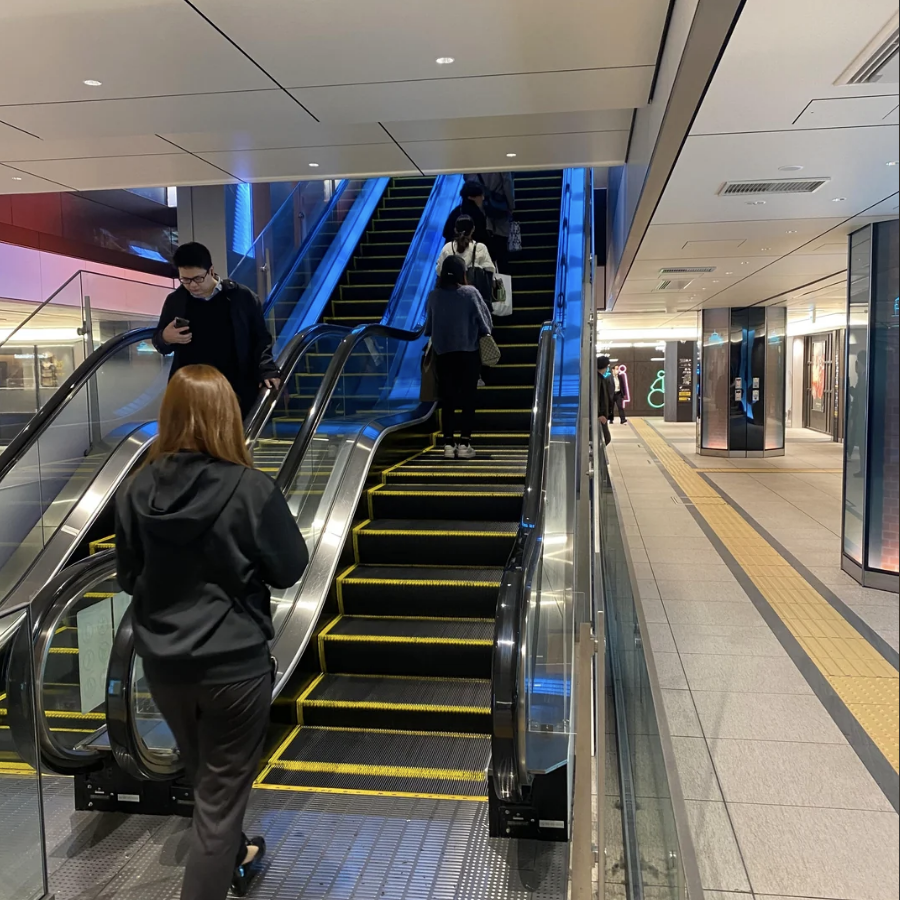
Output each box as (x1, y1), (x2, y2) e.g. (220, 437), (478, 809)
(130, 452), (246, 544)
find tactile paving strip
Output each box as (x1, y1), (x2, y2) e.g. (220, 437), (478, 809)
(632, 418), (900, 771)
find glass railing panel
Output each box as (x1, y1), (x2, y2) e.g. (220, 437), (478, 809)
(0, 606), (48, 900)
(248, 331), (347, 476)
(598, 446), (689, 898)
(0, 338), (170, 600)
(0, 271), (167, 448)
(41, 571), (128, 753)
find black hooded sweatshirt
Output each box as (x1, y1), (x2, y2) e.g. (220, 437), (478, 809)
(115, 452), (308, 685)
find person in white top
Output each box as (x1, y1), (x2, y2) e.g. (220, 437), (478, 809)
(436, 215), (495, 280)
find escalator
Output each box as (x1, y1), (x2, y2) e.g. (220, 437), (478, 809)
(254, 172), (563, 800)
(0, 176), (447, 770)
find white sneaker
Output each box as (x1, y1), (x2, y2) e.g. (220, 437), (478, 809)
(457, 443), (477, 460)
(443, 444), (457, 459)
(477, 377), (486, 388)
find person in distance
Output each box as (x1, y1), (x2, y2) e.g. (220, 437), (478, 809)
(115, 365), (308, 900)
(597, 355), (616, 446)
(442, 180), (491, 245)
(425, 255), (493, 461)
(153, 241), (281, 419)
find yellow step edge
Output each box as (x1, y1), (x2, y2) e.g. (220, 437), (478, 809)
(302, 699), (491, 716)
(269, 760), (486, 782)
(254, 782), (487, 802)
(357, 528), (514, 538)
(341, 578), (500, 588)
(316, 616), (343, 672)
(322, 634), (492, 647)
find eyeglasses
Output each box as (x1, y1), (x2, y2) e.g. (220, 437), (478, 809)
(178, 270), (211, 286)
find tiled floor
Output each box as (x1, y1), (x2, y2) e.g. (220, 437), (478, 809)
(606, 419), (899, 900)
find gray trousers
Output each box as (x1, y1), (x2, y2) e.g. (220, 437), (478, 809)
(149, 674), (271, 900)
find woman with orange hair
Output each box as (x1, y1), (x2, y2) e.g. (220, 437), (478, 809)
(115, 364), (308, 899)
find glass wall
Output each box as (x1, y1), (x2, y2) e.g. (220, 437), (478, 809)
(765, 307), (786, 450)
(0, 607), (48, 900)
(843, 228), (873, 567)
(842, 220), (899, 587)
(865, 221), (899, 575)
(700, 308), (730, 450)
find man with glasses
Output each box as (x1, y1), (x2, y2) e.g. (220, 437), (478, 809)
(153, 242), (280, 418)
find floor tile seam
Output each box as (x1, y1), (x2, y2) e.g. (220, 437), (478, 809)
(629, 419), (900, 810)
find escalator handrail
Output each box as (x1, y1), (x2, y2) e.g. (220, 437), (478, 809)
(0, 326), (156, 484)
(489, 322), (558, 803)
(5, 550), (117, 773)
(273, 321), (426, 494)
(14, 324), (352, 777)
(243, 322), (351, 439)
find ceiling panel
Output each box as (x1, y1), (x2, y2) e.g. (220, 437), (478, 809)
(0, 90), (315, 142)
(293, 68), (653, 124)
(0, 0), (272, 106)
(11, 153), (237, 191)
(163, 122), (388, 154)
(689, 0), (898, 134)
(385, 109), (633, 143)
(192, 0), (670, 86)
(1, 134), (179, 163)
(0, 161), (73, 192)
(408, 131), (629, 174)
(653, 125), (899, 224)
(794, 95), (900, 128)
(195, 143), (416, 182)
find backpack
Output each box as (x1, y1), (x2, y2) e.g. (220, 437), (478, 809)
(462, 243), (493, 306)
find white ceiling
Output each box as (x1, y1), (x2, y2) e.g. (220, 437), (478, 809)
(610, 0), (899, 332)
(0, 0), (669, 191)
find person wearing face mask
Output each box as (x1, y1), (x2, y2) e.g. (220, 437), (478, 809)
(153, 242), (281, 419)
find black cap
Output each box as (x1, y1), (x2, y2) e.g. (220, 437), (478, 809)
(598, 355), (610, 368)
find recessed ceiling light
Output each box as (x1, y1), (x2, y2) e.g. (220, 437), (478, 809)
(831, 197), (846, 202)
(83, 79), (102, 86)
(506, 152), (517, 158)
(308, 162), (320, 168)
(436, 57), (455, 65)
(11, 176), (23, 181)
(779, 165), (804, 171)
(887, 160), (899, 166)
(725, 271), (734, 275)
(760, 247), (772, 251)
(786, 229), (799, 234)
(741, 261), (750, 265)
(712, 280), (719, 284)
(746, 200), (766, 205)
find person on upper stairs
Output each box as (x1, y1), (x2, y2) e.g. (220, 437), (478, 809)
(464, 172), (515, 270)
(425, 255), (493, 461)
(152, 241), (281, 419)
(442, 181), (491, 245)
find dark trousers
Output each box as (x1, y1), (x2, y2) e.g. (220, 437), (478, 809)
(487, 233), (509, 272)
(149, 674), (271, 900)
(436, 349), (481, 443)
(600, 419), (612, 446)
(612, 392), (627, 423)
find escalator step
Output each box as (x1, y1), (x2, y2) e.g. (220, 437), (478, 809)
(337, 564), (501, 618)
(259, 726), (489, 799)
(354, 519), (517, 566)
(320, 615), (493, 677)
(368, 484), (523, 521)
(298, 673), (491, 732)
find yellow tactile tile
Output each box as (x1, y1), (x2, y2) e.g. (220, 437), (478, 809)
(632, 419), (900, 773)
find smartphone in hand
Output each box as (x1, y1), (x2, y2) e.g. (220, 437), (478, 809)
(174, 317), (190, 331)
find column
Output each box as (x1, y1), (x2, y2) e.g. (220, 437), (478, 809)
(664, 339), (697, 423)
(697, 307), (786, 457)
(176, 185), (230, 277)
(841, 220), (899, 593)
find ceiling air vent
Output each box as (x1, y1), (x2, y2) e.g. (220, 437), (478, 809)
(719, 178), (830, 196)
(836, 15), (899, 85)
(654, 279), (694, 292)
(659, 266), (716, 275)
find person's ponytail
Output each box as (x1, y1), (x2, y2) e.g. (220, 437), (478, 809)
(453, 215), (475, 255)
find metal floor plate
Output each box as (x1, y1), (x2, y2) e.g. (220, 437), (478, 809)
(35, 776), (567, 899)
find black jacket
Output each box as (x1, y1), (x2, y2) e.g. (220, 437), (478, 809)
(598, 370), (615, 420)
(443, 199), (490, 244)
(152, 280), (280, 386)
(115, 452), (308, 684)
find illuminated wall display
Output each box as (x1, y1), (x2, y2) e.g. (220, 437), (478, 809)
(597, 343), (666, 416)
(697, 307), (786, 457)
